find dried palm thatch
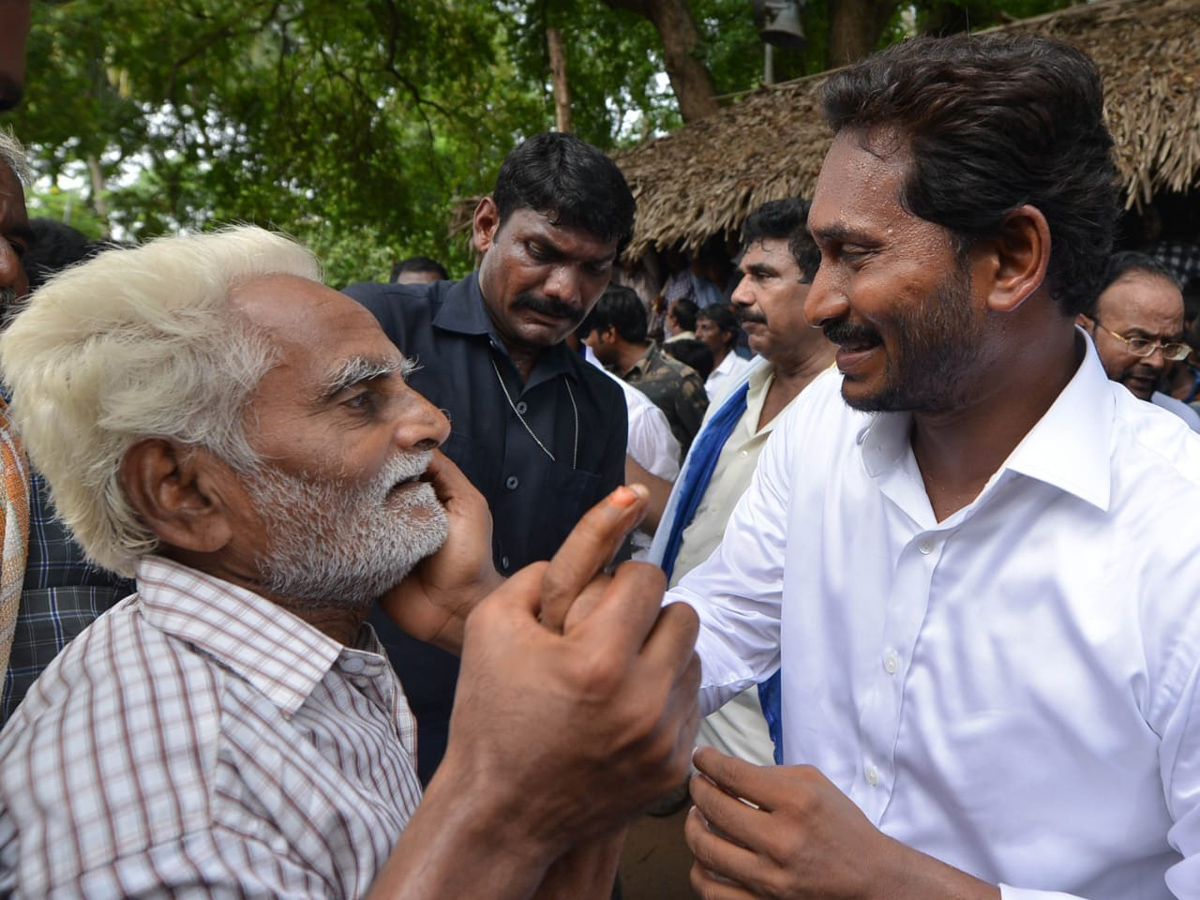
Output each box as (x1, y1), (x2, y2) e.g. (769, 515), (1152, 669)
(615, 0), (1200, 262)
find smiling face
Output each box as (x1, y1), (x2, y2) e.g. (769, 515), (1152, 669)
(474, 199), (618, 356)
(1090, 271), (1184, 401)
(805, 130), (989, 413)
(229, 274), (451, 610)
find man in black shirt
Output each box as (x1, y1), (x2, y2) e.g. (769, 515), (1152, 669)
(346, 132), (634, 783)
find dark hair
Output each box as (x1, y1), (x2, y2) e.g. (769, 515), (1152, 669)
(1098, 251), (1181, 296)
(662, 338), (714, 381)
(822, 33), (1118, 317)
(389, 255), (448, 283)
(493, 132), (636, 255)
(579, 283), (648, 343)
(697, 303), (740, 350)
(24, 219), (99, 290)
(668, 298), (698, 332)
(741, 198), (819, 282)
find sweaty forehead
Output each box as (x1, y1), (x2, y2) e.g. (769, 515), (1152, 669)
(809, 130), (910, 230)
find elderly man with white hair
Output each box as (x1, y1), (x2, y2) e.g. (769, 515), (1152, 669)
(0, 225), (700, 898)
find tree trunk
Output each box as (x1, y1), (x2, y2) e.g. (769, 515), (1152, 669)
(826, 0), (900, 69)
(85, 155), (111, 231)
(602, 0), (720, 123)
(546, 28), (573, 133)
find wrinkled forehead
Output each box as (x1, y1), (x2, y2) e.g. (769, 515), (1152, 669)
(231, 274), (402, 388)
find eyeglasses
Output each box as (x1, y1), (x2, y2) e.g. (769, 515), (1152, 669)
(1094, 323), (1192, 361)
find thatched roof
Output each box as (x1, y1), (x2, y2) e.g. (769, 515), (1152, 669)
(616, 0), (1200, 261)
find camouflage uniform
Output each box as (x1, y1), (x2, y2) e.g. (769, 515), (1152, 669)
(621, 345), (709, 456)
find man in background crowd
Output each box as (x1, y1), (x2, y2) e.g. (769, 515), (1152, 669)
(696, 303), (751, 400)
(1079, 250), (1200, 429)
(651, 197), (834, 768)
(345, 132), (632, 783)
(581, 282), (708, 456)
(389, 255), (448, 285)
(0, 132), (133, 722)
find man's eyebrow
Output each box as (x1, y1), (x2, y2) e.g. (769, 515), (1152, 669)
(809, 223), (869, 244)
(319, 356), (411, 397)
(744, 261), (778, 277)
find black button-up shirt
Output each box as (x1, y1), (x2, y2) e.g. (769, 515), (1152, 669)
(345, 273), (627, 781)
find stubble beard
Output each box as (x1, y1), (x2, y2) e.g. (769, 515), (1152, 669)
(248, 451), (449, 612)
(845, 263), (985, 415)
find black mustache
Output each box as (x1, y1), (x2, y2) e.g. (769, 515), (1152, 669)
(512, 293), (582, 322)
(737, 311), (767, 326)
(823, 321), (881, 345)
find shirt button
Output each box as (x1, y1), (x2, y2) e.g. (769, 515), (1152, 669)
(883, 650), (899, 675)
(342, 657), (365, 675)
(505, 475), (519, 490)
(865, 764), (880, 786)
(918, 538), (935, 555)
(739, 450), (749, 458)
(500, 556), (510, 571)
(515, 401), (528, 415)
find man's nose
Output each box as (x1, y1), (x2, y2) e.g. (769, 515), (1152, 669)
(396, 392), (451, 452)
(0, 236), (24, 293)
(730, 278), (752, 308)
(543, 265), (582, 304)
(803, 262), (844, 328)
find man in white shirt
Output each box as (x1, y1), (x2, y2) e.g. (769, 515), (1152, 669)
(674, 33), (1200, 900)
(696, 303), (753, 400)
(1078, 250), (1200, 431)
(0, 226), (699, 898)
(650, 197), (834, 765)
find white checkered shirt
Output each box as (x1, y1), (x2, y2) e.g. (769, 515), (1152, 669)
(0, 556), (423, 898)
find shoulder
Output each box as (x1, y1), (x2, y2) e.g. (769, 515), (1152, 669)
(0, 601), (227, 882)
(343, 279), (448, 345)
(1113, 385), (1200, 486)
(569, 351), (626, 411)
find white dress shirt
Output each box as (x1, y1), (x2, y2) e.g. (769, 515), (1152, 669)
(585, 345), (680, 559)
(1153, 389), (1200, 431)
(670, 334), (1200, 899)
(705, 351), (754, 401)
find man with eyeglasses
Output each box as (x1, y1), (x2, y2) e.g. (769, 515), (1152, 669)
(1079, 250), (1200, 430)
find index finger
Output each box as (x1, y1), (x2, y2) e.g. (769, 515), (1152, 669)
(539, 483), (648, 632)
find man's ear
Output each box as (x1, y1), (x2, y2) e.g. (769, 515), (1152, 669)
(472, 196), (501, 255)
(979, 204), (1051, 314)
(119, 438), (236, 555)
(1076, 312), (1095, 330)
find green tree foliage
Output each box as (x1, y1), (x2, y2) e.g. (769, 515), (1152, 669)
(6, 0), (1076, 283)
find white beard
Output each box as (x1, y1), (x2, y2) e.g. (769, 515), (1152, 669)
(247, 451), (449, 611)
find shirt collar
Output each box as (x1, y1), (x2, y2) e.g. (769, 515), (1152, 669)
(134, 556), (354, 717)
(431, 272), (580, 386)
(625, 344), (660, 378)
(858, 327), (1112, 513)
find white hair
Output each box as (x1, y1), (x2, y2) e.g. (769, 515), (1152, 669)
(0, 225), (322, 576)
(0, 128), (32, 185)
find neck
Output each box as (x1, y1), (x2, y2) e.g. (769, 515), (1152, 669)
(165, 547), (369, 646)
(711, 346), (729, 369)
(502, 340), (542, 383)
(911, 323), (1081, 522)
(759, 343), (837, 429)
(615, 340), (652, 376)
